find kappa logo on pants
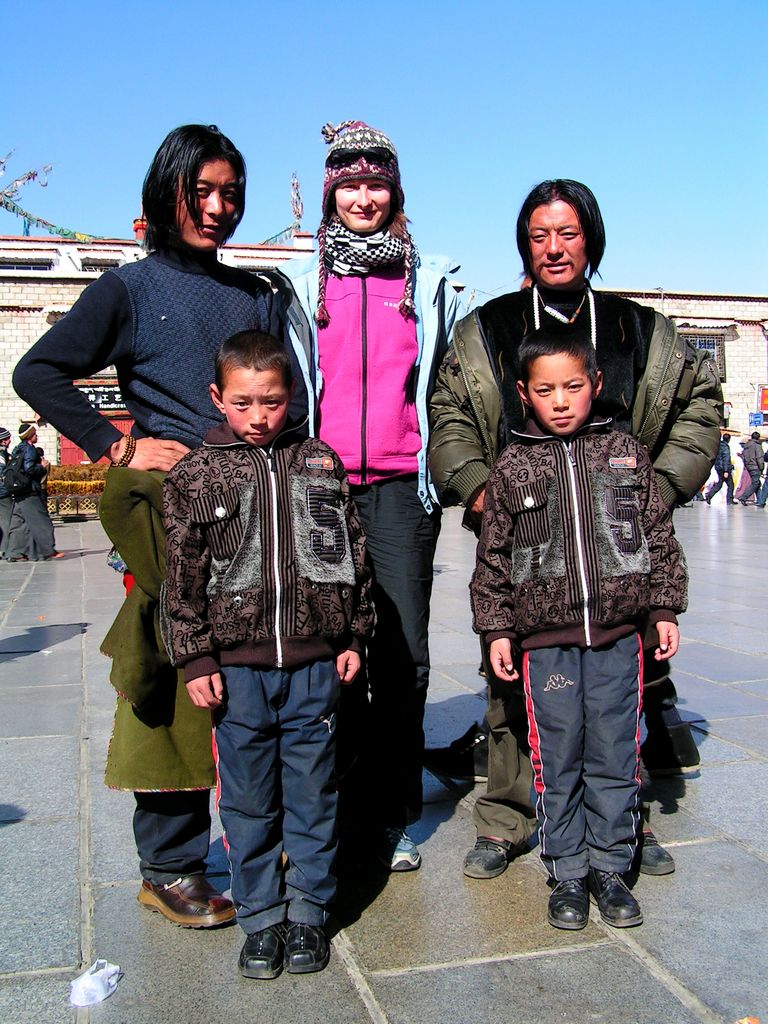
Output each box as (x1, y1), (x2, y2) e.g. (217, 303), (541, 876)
(543, 673), (575, 692)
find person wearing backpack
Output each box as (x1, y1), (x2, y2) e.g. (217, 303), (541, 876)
(4, 423), (60, 561)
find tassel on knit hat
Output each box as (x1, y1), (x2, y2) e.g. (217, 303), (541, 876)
(316, 120), (418, 327)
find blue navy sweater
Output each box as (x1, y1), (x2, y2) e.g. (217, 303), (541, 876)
(13, 248), (297, 461)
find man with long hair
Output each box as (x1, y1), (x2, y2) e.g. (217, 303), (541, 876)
(429, 179), (721, 881)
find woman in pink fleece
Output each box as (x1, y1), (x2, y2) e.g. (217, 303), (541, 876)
(286, 121), (460, 871)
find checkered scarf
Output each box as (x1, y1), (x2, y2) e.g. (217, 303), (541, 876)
(316, 218), (419, 327)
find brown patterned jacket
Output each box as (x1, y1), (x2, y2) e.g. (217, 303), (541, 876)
(470, 418), (688, 652)
(161, 421), (374, 682)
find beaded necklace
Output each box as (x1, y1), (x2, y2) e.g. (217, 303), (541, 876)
(532, 284), (597, 349)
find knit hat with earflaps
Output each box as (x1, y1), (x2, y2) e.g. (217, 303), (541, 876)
(316, 120), (417, 327)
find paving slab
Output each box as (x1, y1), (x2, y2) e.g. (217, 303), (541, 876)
(368, 946), (705, 1024)
(671, 673), (768, 720)
(629, 841), (768, 1021)
(0, 683), (81, 737)
(674, 643), (768, 685)
(706, 714), (768, 757)
(669, 761), (768, 851)
(338, 786), (605, 973)
(0, 819), (80, 973)
(0, 975), (77, 1024)
(0, 736), (78, 821)
(91, 885), (369, 1024)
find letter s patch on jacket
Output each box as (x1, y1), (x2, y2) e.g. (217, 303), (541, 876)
(290, 476), (356, 584)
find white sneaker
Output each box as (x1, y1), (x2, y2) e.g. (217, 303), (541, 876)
(379, 828), (422, 872)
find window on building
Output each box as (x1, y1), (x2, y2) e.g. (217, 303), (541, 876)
(679, 331), (727, 383)
(80, 260), (121, 273)
(0, 260), (54, 271)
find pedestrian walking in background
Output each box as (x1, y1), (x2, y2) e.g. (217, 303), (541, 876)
(738, 432), (764, 506)
(0, 427), (15, 556)
(4, 423), (59, 561)
(705, 433), (736, 505)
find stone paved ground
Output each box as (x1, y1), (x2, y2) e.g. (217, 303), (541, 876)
(0, 502), (766, 1024)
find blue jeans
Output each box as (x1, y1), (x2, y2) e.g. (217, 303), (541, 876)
(214, 660), (339, 933)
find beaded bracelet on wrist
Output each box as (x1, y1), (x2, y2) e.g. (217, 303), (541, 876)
(113, 435), (136, 467)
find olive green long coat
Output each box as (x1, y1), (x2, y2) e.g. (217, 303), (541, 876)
(99, 467), (215, 791)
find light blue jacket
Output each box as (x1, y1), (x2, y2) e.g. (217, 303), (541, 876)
(276, 253), (462, 512)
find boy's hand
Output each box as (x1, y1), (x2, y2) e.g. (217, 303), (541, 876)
(654, 621), (680, 661)
(489, 638), (519, 681)
(186, 672), (224, 708)
(336, 649), (361, 685)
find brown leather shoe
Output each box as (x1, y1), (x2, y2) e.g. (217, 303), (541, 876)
(137, 875), (236, 928)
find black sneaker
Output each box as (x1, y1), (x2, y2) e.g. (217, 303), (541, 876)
(588, 869), (643, 928)
(239, 925), (285, 980)
(284, 922), (330, 974)
(423, 722), (488, 782)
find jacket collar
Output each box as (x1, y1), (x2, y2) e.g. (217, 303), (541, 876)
(202, 415), (309, 450)
(511, 414), (613, 444)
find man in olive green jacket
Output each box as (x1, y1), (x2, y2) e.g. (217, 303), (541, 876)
(428, 179), (722, 881)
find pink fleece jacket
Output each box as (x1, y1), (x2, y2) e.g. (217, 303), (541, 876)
(316, 269), (420, 485)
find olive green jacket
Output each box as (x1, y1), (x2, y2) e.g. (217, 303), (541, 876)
(99, 467), (215, 791)
(429, 300), (722, 527)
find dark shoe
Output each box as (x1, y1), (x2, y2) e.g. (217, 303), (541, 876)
(588, 869), (643, 927)
(637, 826), (675, 876)
(284, 923), (330, 974)
(7, 556), (28, 562)
(463, 837), (521, 879)
(423, 722), (488, 782)
(704, 495), (712, 504)
(641, 709), (700, 775)
(137, 875), (236, 928)
(740, 498), (749, 506)
(547, 877), (589, 930)
(239, 925), (285, 980)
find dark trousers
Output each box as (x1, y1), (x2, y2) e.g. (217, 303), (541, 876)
(0, 495), (16, 555)
(6, 494), (55, 560)
(214, 661), (339, 934)
(741, 470), (762, 503)
(523, 636), (643, 880)
(133, 790), (211, 884)
(350, 476), (441, 827)
(473, 671), (537, 846)
(706, 469), (734, 503)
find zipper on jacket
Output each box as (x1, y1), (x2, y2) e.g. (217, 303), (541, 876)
(562, 440), (592, 647)
(360, 277), (368, 484)
(457, 315), (496, 466)
(261, 446), (284, 668)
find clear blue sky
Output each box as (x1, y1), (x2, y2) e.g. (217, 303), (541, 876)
(3, 0), (766, 297)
